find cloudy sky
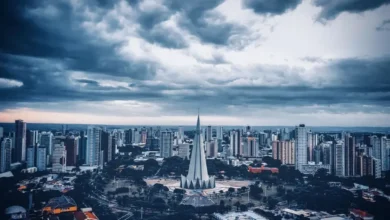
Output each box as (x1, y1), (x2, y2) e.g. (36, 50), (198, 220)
(0, 0), (390, 126)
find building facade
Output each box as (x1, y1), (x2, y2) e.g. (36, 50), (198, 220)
(0, 138), (12, 172)
(295, 124), (308, 171)
(36, 146), (47, 171)
(160, 131), (173, 158)
(52, 143), (67, 173)
(272, 140), (295, 165)
(86, 126), (101, 166)
(15, 120), (27, 162)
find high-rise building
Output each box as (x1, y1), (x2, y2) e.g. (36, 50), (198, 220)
(62, 124), (67, 135)
(36, 146), (47, 171)
(272, 140), (295, 164)
(124, 129), (132, 145)
(380, 137), (389, 171)
(216, 127), (223, 140)
(101, 131), (112, 163)
(78, 131), (87, 164)
(243, 137), (258, 157)
(26, 130), (39, 149)
(307, 132), (313, 162)
(0, 126), (3, 139)
(64, 137), (77, 166)
(295, 124), (308, 171)
(15, 120), (27, 162)
(229, 130), (242, 157)
(322, 143), (332, 166)
(357, 155), (381, 179)
(313, 146), (321, 164)
(206, 139), (218, 158)
(206, 126), (212, 142)
(180, 114), (215, 189)
(384, 138), (390, 171)
(52, 143), (67, 173)
(344, 134), (356, 176)
(0, 138), (12, 172)
(141, 131), (147, 144)
(26, 146), (35, 168)
(334, 141), (345, 177)
(178, 127), (184, 142)
(160, 131), (173, 158)
(370, 135), (381, 160)
(40, 132), (53, 156)
(86, 126), (102, 166)
(178, 143), (190, 159)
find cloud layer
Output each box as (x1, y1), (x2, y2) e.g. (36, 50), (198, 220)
(0, 0), (390, 125)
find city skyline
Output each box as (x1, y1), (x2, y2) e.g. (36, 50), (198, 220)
(1, 0), (390, 126)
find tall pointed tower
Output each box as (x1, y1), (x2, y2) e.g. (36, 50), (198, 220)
(180, 114), (215, 189)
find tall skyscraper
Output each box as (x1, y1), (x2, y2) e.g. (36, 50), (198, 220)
(26, 146), (35, 168)
(124, 129), (133, 145)
(36, 146), (47, 171)
(15, 120), (27, 162)
(0, 126), (3, 139)
(0, 138), (12, 172)
(178, 127), (184, 142)
(65, 137), (77, 166)
(160, 131), (173, 158)
(40, 132), (53, 156)
(141, 131), (147, 144)
(26, 130), (39, 148)
(295, 124), (308, 171)
(334, 142), (345, 177)
(313, 146), (322, 164)
(206, 139), (218, 158)
(86, 126), (102, 166)
(206, 125), (212, 142)
(62, 124), (67, 135)
(216, 126), (223, 140)
(243, 137), (258, 157)
(380, 136), (389, 171)
(370, 135), (381, 160)
(78, 131), (87, 164)
(307, 132), (313, 162)
(101, 131), (113, 163)
(52, 143), (67, 173)
(180, 114), (215, 189)
(384, 138), (390, 171)
(357, 155), (381, 179)
(272, 140), (295, 164)
(229, 130), (242, 157)
(344, 134), (356, 176)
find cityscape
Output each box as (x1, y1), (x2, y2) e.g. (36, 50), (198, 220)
(1, 0), (390, 220)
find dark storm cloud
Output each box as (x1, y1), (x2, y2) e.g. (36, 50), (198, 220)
(313, 0), (390, 21)
(0, 0), (157, 80)
(243, 0), (302, 15)
(376, 19), (390, 31)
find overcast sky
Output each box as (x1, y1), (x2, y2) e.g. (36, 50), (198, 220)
(1, 0), (390, 126)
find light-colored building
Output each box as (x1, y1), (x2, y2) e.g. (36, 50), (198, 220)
(380, 136), (389, 171)
(295, 124), (308, 171)
(229, 130), (242, 157)
(301, 162), (330, 175)
(180, 114), (215, 189)
(216, 126), (223, 140)
(52, 143), (67, 173)
(272, 140), (295, 164)
(160, 131), (173, 158)
(86, 126), (101, 166)
(1, 138), (12, 172)
(307, 131), (313, 161)
(213, 211), (267, 220)
(206, 139), (218, 158)
(15, 120), (27, 162)
(334, 141), (345, 177)
(178, 143), (190, 159)
(370, 135), (381, 160)
(36, 146), (47, 171)
(243, 137), (258, 157)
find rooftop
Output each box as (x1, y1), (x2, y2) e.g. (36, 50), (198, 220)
(45, 196), (77, 209)
(213, 211), (267, 220)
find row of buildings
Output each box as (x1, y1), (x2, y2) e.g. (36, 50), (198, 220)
(272, 124), (389, 178)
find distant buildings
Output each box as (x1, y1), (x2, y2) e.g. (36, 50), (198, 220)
(356, 155), (381, 179)
(160, 131), (173, 158)
(334, 141), (345, 177)
(344, 133), (356, 176)
(206, 139), (218, 158)
(26, 146), (35, 168)
(40, 132), (53, 156)
(0, 138), (12, 172)
(86, 126), (101, 166)
(216, 126), (223, 140)
(78, 131), (87, 164)
(101, 131), (113, 163)
(229, 130), (242, 157)
(65, 137), (77, 166)
(272, 140), (295, 165)
(295, 124), (308, 171)
(243, 137), (258, 157)
(206, 125), (212, 141)
(52, 143), (67, 173)
(36, 146), (47, 171)
(178, 143), (190, 159)
(15, 119), (27, 162)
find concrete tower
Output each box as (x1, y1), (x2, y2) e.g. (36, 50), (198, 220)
(180, 114), (215, 189)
